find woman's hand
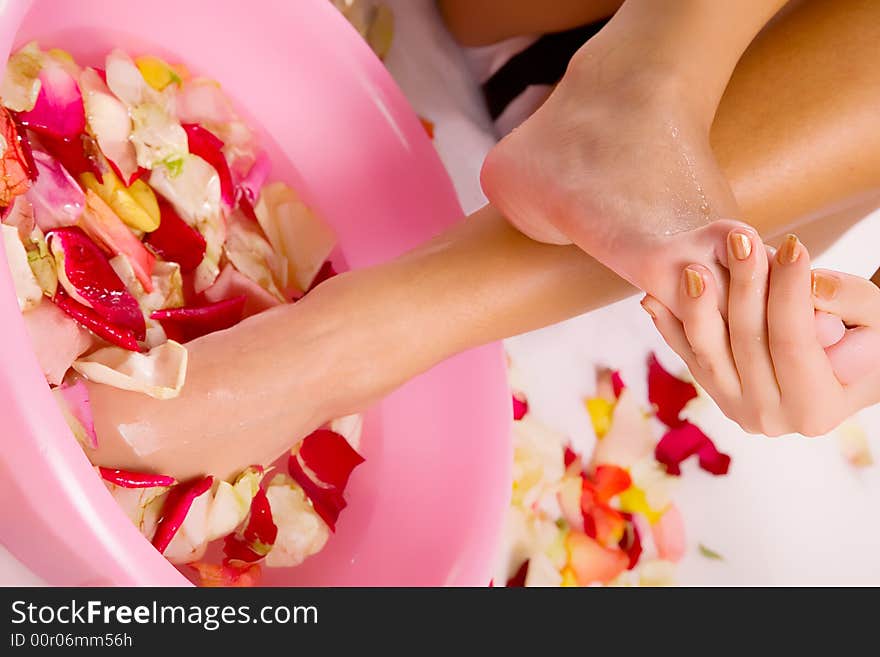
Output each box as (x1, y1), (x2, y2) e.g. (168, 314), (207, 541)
(642, 229), (880, 436)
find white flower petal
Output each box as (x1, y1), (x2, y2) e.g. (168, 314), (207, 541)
(254, 182), (336, 292)
(264, 474), (329, 568)
(73, 340), (187, 399)
(2, 224), (43, 311)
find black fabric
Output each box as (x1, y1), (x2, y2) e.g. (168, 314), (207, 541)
(482, 19), (610, 120)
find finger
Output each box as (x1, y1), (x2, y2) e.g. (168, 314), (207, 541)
(841, 328), (880, 407)
(725, 229), (780, 403)
(814, 311), (845, 348)
(641, 295), (693, 361)
(768, 234), (843, 409)
(825, 326), (880, 386)
(811, 270), (880, 328)
(641, 294), (719, 396)
(678, 264), (741, 399)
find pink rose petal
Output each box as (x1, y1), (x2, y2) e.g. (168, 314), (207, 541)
(22, 300), (92, 384)
(57, 380), (97, 448)
(203, 265), (281, 318)
(18, 64), (85, 140)
(652, 504), (687, 563)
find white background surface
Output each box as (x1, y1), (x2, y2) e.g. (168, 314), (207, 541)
(4, 0), (878, 586)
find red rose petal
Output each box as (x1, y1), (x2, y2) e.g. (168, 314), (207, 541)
(647, 353), (697, 427)
(418, 116), (435, 140)
(39, 132), (104, 181)
(618, 513), (643, 570)
(307, 260), (338, 292)
(506, 560), (529, 587)
(1, 107), (33, 204)
(182, 123), (234, 208)
(99, 467), (176, 488)
(697, 441), (731, 476)
(151, 295), (246, 342)
(654, 423), (705, 476)
(12, 115), (39, 182)
(48, 227), (146, 339)
(152, 475), (213, 554)
(655, 421), (730, 477)
(581, 483), (626, 546)
(512, 394), (528, 420)
(52, 292), (140, 351)
(223, 488), (278, 564)
(611, 370), (626, 399)
(287, 453), (348, 531)
(144, 198), (207, 273)
(296, 429), (365, 491)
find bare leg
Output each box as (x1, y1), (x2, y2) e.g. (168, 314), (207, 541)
(89, 1), (880, 479)
(712, 0), (880, 242)
(437, 0), (622, 47)
(439, 0), (880, 243)
(473, 0), (879, 312)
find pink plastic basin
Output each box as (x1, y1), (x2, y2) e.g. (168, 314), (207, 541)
(0, 0), (511, 586)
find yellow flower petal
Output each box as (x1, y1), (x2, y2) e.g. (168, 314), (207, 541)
(135, 55), (182, 91)
(837, 420), (873, 468)
(585, 397), (615, 439)
(560, 567), (579, 587)
(618, 484), (666, 525)
(81, 170), (160, 232)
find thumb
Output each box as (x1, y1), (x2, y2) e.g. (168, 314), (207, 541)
(811, 269), (880, 328)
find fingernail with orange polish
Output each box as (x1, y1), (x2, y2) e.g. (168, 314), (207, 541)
(728, 231), (752, 261)
(640, 296), (658, 318)
(685, 267), (704, 298)
(777, 234), (800, 264)
(812, 271), (840, 300)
